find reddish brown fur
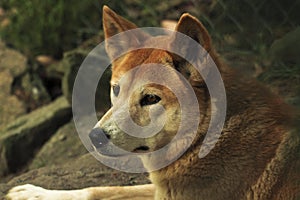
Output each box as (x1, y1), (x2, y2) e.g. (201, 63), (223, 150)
(101, 6), (299, 200)
(6, 5), (299, 200)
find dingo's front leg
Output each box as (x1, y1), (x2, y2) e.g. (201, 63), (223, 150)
(6, 184), (155, 200)
(6, 184), (90, 200)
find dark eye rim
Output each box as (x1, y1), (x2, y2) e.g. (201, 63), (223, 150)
(112, 84), (120, 97)
(140, 94), (161, 106)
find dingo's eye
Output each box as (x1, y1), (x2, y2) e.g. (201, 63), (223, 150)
(112, 85), (120, 97)
(140, 94), (161, 106)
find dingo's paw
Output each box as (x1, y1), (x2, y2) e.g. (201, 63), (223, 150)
(6, 184), (89, 200)
(6, 184), (52, 200)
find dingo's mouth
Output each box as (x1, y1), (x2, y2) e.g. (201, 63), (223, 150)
(94, 144), (151, 157)
(89, 128), (151, 157)
(92, 142), (129, 157)
(133, 146), (150, 153)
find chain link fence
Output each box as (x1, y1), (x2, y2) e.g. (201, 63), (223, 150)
(191, 0), (300, 105)
(191, 0), (299, 59)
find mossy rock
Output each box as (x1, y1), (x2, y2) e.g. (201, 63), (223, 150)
(1, 154), (150, 199)
(0, 40), (27, 77)
(62, 48), (111, 114)
(0, 89), (26, 131)
(29, 121), (87, 170)
(14, 72), (51, 110)
(0, 41), (27, 129)
(0, 97), (72, 176)
(269, 27), (300, 64)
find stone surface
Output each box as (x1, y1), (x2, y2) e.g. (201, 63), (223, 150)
(14, 72), (51, 111)
(61, 48), (111, 115)
(269, 27), (300, 64)
(0, 41), (27, 129)
(0, 40), (52, 128)
(0, 86), (25, 130)
(62, 49), (89, 104)
(0, 154), (150, 199)
(29, 121), (87, 170)
(0, 41), (27, 78)
(0, 97), (72, 176)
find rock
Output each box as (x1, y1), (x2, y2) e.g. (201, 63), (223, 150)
(0, 97), (72, 176)
(43, 32), (104, 82)
(31, 32), (111, 115)
(0, 34), (115, 198)
(0, 71), (25, 130)
(269, 27), (300, 64)
(61, 49), (89, 103)
(1, 154), (150, 199)
(35, 55), (57, 66)
(11, 71), (52, 112)
(44, 60), (65, 80)
(14, 71), (51, 111)
(61, 48), (111, 115)
(0, 40), (27, 77)
(29, 121), (87, 170)
(0, 40), (27, 129)
(0, 40), (52, 124)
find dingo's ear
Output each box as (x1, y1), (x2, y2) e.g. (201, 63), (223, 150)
(174, 13), (211, 53)
(170, 14), (214, 84)
(103, 6), (149, 60)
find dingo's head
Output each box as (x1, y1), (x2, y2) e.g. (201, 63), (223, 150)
(89, 6), (222, 163)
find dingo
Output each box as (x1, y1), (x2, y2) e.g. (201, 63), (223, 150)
(6, 5), (299, 200)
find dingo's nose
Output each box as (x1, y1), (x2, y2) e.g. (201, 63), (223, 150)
(89, 128), (110, 148)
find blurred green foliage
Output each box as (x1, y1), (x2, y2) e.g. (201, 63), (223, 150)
(0, 0), (178, 59)
(0, 0), (103, 58)
(0, 0), (299, 63)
